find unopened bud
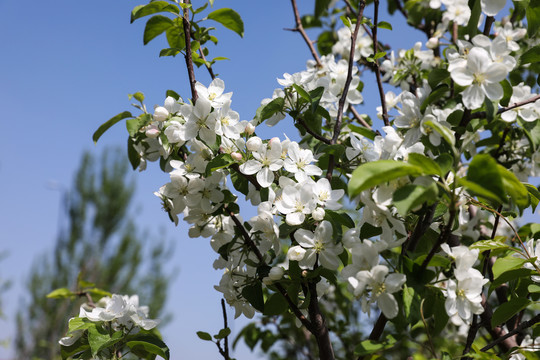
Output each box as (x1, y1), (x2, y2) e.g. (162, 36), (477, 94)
(145, 125), (160, 138)
(246, 136), (262, 152)
(231, 152), (243, 161)
(153, 106), (169, 122)
(426, 37), (439, 49)
(301, 270), (309, 278)
(245, 123), (255, 135)
(269, 267), (285, 281)
(312, 207), (325, 221)
(268, 137), (280, 148)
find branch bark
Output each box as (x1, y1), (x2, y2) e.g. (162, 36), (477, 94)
(181, 0), (198, 103)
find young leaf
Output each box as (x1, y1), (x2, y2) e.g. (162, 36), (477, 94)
(144, 15), (174, 45)
(393, 183), (438, 216)
(93, 111), (132, 144)
(407, 153), (443, 176)
(263, 293), (288, 316)
(46, 288), (75, 299)
(464, 154), (506, 204)
(207, 8), (244, 37)
(492, 256), (529, 279)
(196, 331), (213, 341)
(214, 327), (231, 340)
(241, 283), (264, 312)
(131, 1), (180, 23)
(377, 21), (393, 30)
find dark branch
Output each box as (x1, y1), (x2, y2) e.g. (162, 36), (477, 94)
(182, 0), (198, 103)
(290, 0), (322, 67)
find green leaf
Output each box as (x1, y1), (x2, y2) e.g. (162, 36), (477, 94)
(127, 137), (141, 170)
(348, 160), (423, 197)
(260, 97), (285, 121)
(317, 30), (336, 55)
(422, 120), (455, 147)
(349, 124), (377, 141)
(525, 183), (540, 212)
(500, 79), (513, 107)
(131, 1), (180, 23)
(528, 284), (540, 293)
(160, 48), (182, 57)
(127, 334), (170, 360)
(393, 183), (439, 216)
(527, 0), (540, 37)
(196, 331), (213, 341)
(207, 8), (244, 37)
(355, 334), (397, 356)
(497, 164), (530, 211)
(377, 21), (393, 30)
(467, 0), (482, 38)
(428, 69), (450, 88)
(470, 239), (510, 252)
(492, 297), (531, 327)
(263, 293), (288, 316)
(205, 153), (234, 176)
(293, 84), (311, 102)
(166, 20), (186, 50)
(46, 287), (75, 299)
(241, 283), (264, 312)
(93, 111), (132, 144)
(407, 153), (443, 176)
(67, 317), (95, 332)
(214, 327), (231, 340)
(492, 255), (529, 279)
(464, 154), (506, 204)
(309, 87), (325, 113)
(144, 15), (173, 45)
(315, 0), (332, 18)
(88, 324), (110, 357)
(129, 91), (145, 103)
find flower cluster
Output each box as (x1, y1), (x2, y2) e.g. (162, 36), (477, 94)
(59, 294), (159, 347)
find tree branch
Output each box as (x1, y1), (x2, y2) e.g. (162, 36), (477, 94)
(182, 0), (198, 103)
(349, 106), (373, 130)
(372, 0), (390, 127)
(326, 0), (366, 181)
(470, 94), (540, 120)
(219, 299), (230, 360)
(290, 0), (322, 67)
(481, 313), (540, 352)
(225, 210), (313, 332)
(296, 117), (332, 144)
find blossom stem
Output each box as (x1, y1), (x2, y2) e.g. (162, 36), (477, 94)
(182, 0), (198, 103)
(216, 299), (230, 360)
(289, 0), (322, 67)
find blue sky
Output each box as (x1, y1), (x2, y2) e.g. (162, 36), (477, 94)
(3, 0), (532, 359)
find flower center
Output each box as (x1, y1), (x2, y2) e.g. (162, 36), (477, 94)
(314, 240), (325, 253)
(373, 282), (386, 297)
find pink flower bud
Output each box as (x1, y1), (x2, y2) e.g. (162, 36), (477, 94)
(231, 152), (243, 161)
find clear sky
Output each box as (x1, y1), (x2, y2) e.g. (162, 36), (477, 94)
(2, 1), (534, 359)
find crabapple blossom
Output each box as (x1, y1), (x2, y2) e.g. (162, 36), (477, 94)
(292, 220), (343, 270)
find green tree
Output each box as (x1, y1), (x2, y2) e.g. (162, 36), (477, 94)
(14, 149), (172, 360)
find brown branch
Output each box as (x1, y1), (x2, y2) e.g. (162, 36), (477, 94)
(218, 299), (230, 360)
(470, 94), (540, 120)
(290, 0), (322, 67)
(225, 210), (313, 332)
(420, 207), (456, 270)
(230, 163), (261, 191)
(326, 0), (366, 181)
(372, 0), (390, 127)
(182, 0), (197, 103)
(481, 313), (540, 352)
(483, 16), (495, 36)
(199, 48), (216, 80)
(296, 117), (332, 144)
(358, 313), (388, 360)
(307, 281), (335, 360)
(349, 106), (373, 130)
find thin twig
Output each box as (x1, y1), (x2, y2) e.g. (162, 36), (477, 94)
(290, 0), (322, 66)
(481, 314), (540, 352)
(220, 299), (230, 360)
(326, 0), (366, 181)
(420, 207), (456, 270)
(372, 0), (390, 127)
(470, 94), (540, 119)
(349, 106), (373, 129)
(297, 117), (332, 144)
(199, 49), (216, 80)
(182, 0), (198, 103)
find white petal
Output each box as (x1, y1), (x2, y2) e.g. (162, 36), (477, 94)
(451, 67), (474, 86)
(481, 0), (506, 16)
(239, 160), (262, 175)
(256, 167), (274, 188)
(294, 229), (315, 248)
(482, 82), (503, 101)
(377, 293), (399, 319)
